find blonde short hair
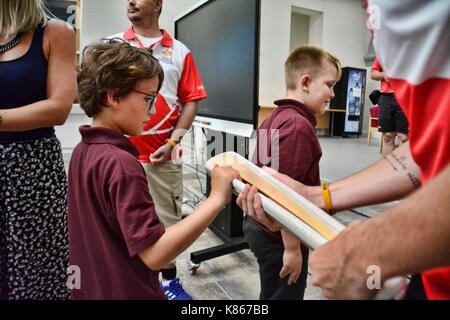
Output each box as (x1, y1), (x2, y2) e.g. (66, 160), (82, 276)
(77, 39), (164, 118)
(285, 45), (342, 91)
(0, 0), (49, 38)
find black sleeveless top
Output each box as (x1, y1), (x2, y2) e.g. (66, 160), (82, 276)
(0, 23), (55, 144)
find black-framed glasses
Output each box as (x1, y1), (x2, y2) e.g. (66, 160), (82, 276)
(134, 90), (157, 110)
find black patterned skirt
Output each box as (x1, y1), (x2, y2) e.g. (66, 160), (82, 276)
(0, 136), (70, 300)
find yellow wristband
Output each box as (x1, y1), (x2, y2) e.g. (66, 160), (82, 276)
(165, 138), (177, 148)
(321, 182), (336, 215)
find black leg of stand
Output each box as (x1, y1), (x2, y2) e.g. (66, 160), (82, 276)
(187, 130), (250, 274)
(189, 223), (249, 266)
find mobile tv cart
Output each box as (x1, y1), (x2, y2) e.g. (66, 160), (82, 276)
(187, 118), (253, 275)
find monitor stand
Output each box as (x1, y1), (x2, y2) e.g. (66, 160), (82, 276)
(187, 128), (251, 275)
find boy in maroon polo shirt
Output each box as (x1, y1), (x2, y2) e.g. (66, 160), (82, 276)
(68, 40), (239, 299)
(243, 46), (341, 300)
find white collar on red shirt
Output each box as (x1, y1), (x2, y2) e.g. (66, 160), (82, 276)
(123, 26), (173, 48)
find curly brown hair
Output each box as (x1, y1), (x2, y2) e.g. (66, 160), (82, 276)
(77, 38), (164, 117)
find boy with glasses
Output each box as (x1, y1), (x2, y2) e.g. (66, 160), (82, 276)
(68, 40), (239, 299)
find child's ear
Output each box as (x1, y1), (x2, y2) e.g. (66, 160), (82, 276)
(299, 75), (311, 92)
(105, 90), (121, 110)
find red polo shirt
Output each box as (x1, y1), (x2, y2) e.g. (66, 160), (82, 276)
(367, 0), (450, 299)
(252, 99), (322, 244)
(68, 126), (166, 300)
(371, 57), (393, 93)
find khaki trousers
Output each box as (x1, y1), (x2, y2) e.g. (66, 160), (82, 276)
(142, 161), (183, 228)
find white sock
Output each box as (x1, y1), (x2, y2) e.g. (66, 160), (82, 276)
(161, 279), (172, 287)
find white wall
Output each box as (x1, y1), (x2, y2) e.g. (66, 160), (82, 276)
(290, 12), (310, 52)
(259, 0), (378, 134)
(57, 0), (379, 160)
(80, 0), (199, 49)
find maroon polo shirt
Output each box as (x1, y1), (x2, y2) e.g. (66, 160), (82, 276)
(253, 99), (322, 244)
(68, 126), (166, 300)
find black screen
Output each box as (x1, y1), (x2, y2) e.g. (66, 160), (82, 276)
(175, 0), (260, 125)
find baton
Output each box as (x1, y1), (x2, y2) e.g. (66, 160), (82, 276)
(205, 152), (408, 300)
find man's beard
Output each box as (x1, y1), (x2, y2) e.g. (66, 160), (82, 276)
(127, 12), (142, 23)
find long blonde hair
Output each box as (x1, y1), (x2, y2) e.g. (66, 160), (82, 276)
(0, 0), (49, 38)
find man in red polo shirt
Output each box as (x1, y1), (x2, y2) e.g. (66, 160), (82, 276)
(371, 56), (409, 156)
(110, 0), (207, 300)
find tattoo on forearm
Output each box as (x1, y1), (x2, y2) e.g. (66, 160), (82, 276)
(384, 155), (398, 171)
(392, 154), (408, 170)
(407, 172), (421, 188)
(385, 153), (421, 188)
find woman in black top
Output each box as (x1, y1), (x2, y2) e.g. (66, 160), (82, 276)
(0, 0), (76, 299)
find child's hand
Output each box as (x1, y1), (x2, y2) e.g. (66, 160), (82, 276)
(280, 247), (303, 286)
(210, 165), (241, 205)
(236, 184), (281, 232)
(280, 230), (303, 285)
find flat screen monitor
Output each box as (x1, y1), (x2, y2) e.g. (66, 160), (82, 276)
(175, 0), (260, 126)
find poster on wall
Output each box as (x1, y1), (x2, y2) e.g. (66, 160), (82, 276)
(44, 0), (77, 30)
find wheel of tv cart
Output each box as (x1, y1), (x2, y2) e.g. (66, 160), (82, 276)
(188, 260), (201, 275)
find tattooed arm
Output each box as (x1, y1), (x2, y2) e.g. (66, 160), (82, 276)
(238, 138), (449, 300)
(309, 163), (450, 299)
(238, 142), (421, 228)
(302, 142), (421, 211)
